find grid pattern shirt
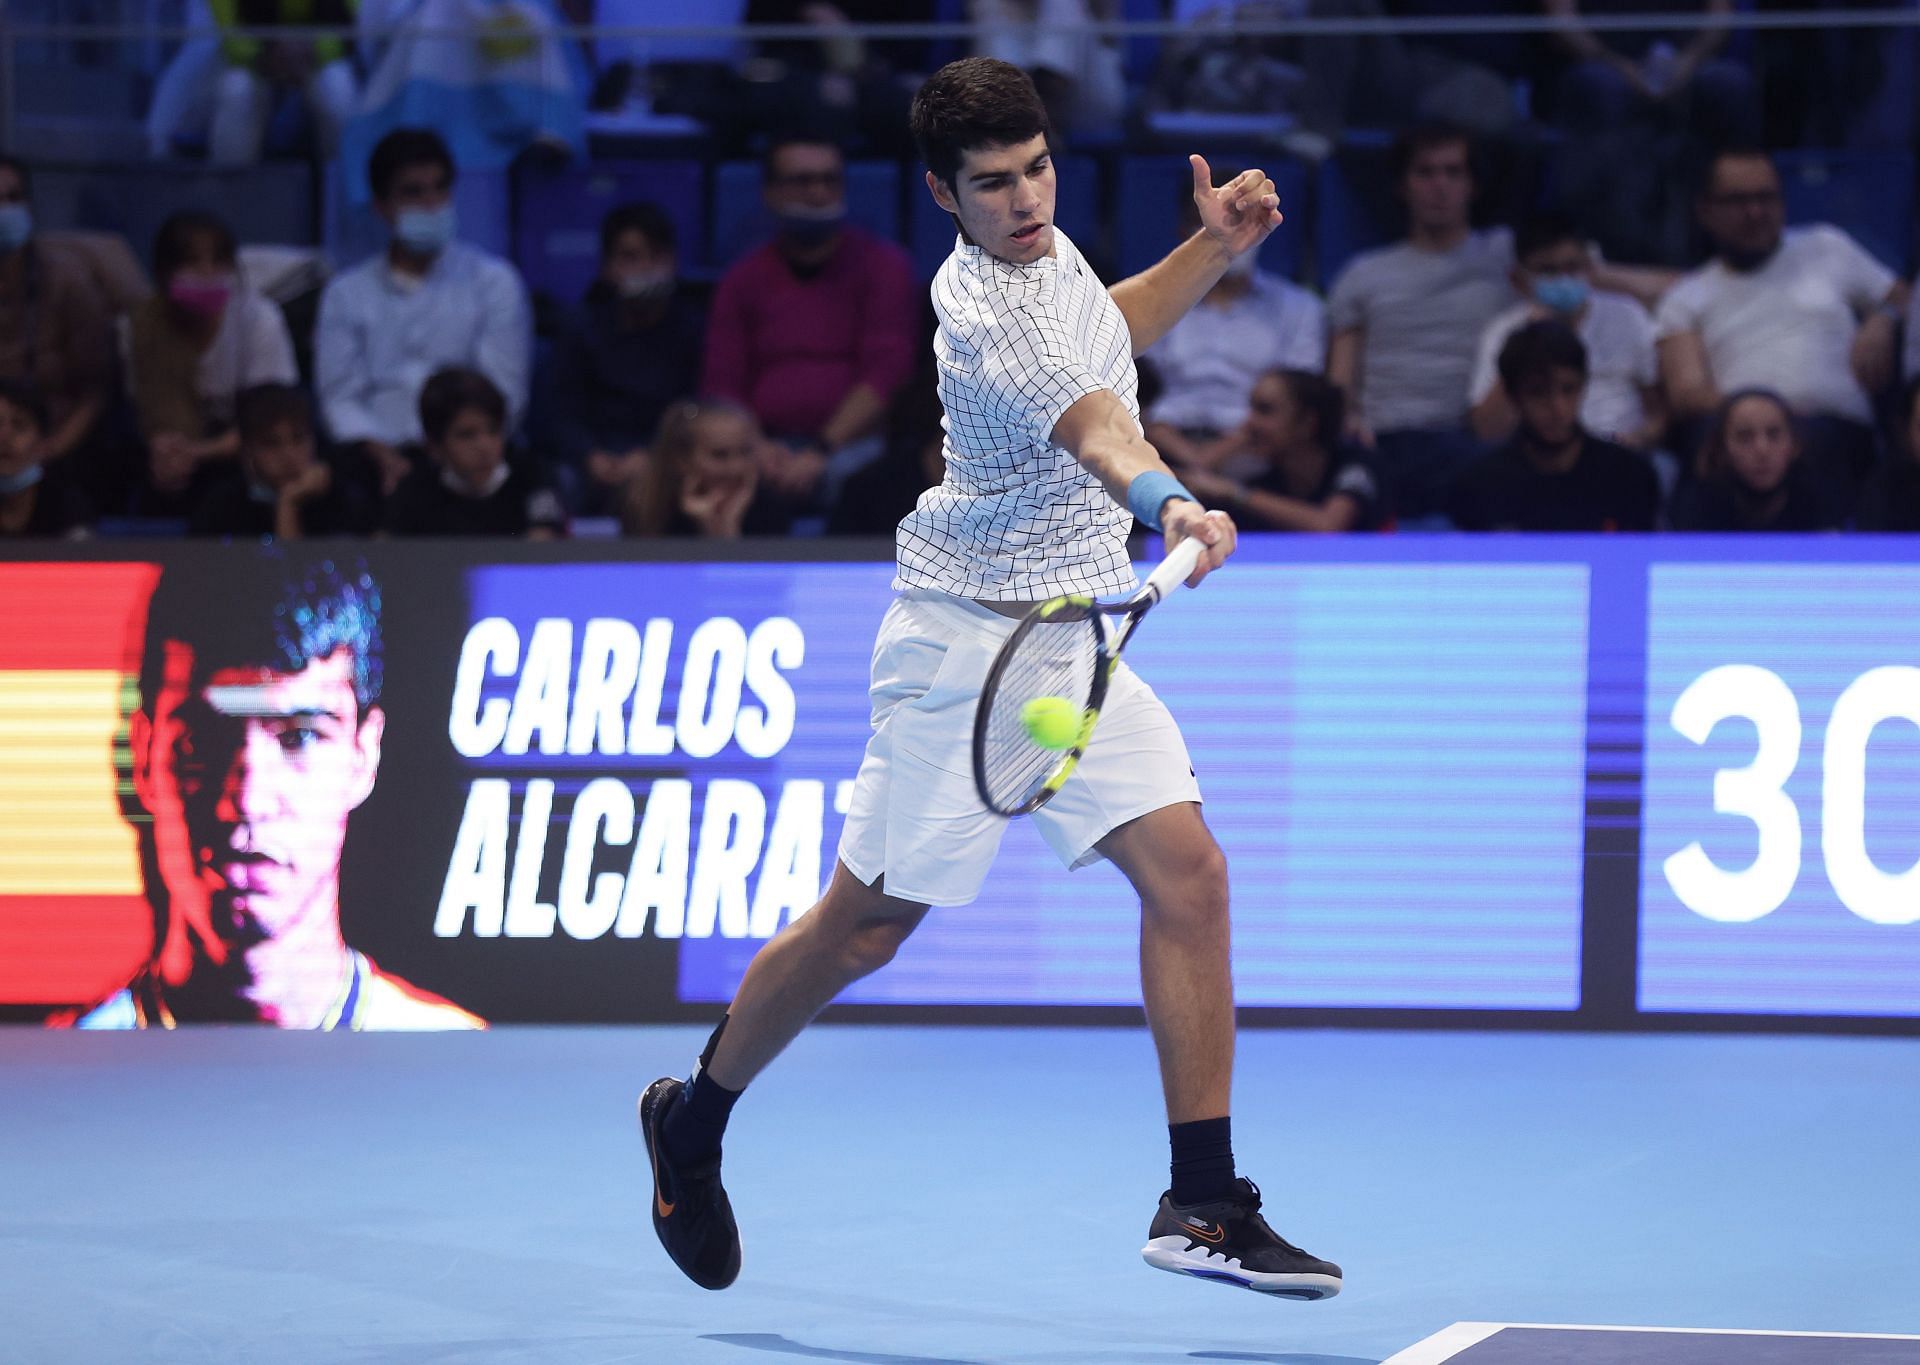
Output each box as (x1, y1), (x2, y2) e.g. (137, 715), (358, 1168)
(896, 228), (1139, 599)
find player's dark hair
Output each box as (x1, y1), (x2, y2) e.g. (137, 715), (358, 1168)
(0, 154), (29, 196)
(1391, 121), (1474, 186)
(599, 200), (676, 260)
(152, 209), (237, 287)
(369, 127), (455, 201)
(1698, 387), (1798, 483)
(236, 383), (314, 447)
(760, 134), (845, 185)
(137, 548), (383, 714)
(0, 374), (50, 433)
(910, 57), (1051, 190)
(1498, 319), (1589, 394)
(419, 367), (506, 445)
(1270, 368), (1344, 450)
(1514, 211), (1585, 264)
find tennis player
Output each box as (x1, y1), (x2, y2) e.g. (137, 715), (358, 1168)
(642, 56), (1341, 1301)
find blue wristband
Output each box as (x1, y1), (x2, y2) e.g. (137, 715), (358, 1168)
(1126, 470), (1195, 531)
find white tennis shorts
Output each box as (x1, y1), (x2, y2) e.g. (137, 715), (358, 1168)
(836, 589), (1203, 907)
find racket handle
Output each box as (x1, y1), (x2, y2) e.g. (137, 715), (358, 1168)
(1143, 536), (1207, 603)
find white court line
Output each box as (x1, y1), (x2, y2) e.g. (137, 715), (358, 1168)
(1383, 1322), (1920, 1364)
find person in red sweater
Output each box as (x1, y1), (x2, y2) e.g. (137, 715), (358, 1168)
(702, 135), (918, 529)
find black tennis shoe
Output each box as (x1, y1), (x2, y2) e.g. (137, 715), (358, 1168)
(639, 1076), (741, 1290)
(1142, 1177), (1342, 1299)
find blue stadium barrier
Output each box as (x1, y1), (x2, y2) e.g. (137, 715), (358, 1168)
(709, 159), (901, 270)
(1775, 148), (1916, 275)
(512, 159), (705, 303)
(908, 154), (1100, 280)
(1115, 153), (1308, 282)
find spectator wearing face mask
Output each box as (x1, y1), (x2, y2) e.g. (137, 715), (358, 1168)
(702, 134), (917, 527)
(537, 201), (704, 516)
(315, 128), (531, 500)
(0, 377), (92, 539)
(1143, 174), (1326, 478)
(1469, 213), (1664, 453)
(127, 211), (299, 510)
(1669, 387), (1838, 531)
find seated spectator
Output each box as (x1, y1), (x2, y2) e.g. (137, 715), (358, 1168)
(538, 201), (704, 515)
(1857, 375), (1920, 532)
(0, 157), (116, 509)
(1470, 213), (1664, 452)
(1657, 150), (1906, 503)
(1327, 125), (1512, 520)
(1144, 173), (1327, 475)
(316, 128), (532, 498)
(1545, 0), (1760, 264)
(1449, 320), (1659, 531)
(386, 368), (566, 537)
(1668, 388), (1837, 532)
(146, 0), (358, 165)
(826, 370), (946, 536)
(0, 378), (92, 539)
(972, 0), (1124, 138)
(621, 399), (764, 539)
(1178, 369), (1385, 532)
(702, 134), (917, 526)
(129, 211), (299, 504)
(188, 383), (370, 539)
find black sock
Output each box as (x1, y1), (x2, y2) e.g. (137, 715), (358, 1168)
(1169, 1116), (1236, 1205)
(661, 1015), (742, 1167)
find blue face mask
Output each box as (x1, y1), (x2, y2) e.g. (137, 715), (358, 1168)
(776, 203), (846, 250)
(394, 204), (457, 255)
(0, 462), (43, 495)
(0, 204), (32, 253)
(1532, 273), (1590, 315)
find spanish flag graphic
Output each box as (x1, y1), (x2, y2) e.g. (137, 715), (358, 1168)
(0, 562), (159, 1010)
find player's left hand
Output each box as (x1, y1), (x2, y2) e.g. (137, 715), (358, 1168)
(1163, 499), (1237, 588)
(1191, 154), (1283, 260)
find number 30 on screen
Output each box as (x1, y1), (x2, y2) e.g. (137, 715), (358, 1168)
(1664, 664), (1920, 926)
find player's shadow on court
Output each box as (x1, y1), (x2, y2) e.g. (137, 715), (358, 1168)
(703, 1333), (986, 1364)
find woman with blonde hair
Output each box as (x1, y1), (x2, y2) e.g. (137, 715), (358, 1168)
(621, 398), (763, 539)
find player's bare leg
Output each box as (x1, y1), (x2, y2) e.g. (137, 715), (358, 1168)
(1101, 802), (1343, 1300)
(639, 861), (927, 1289)
(705, 861), (929, 1088)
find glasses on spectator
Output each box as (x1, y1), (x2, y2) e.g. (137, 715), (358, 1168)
(771, 170), (845, 191)
(1709, 189), (1781, 209)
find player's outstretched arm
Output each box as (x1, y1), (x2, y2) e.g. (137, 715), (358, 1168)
(1052, 388), (1236, 586)
(1108, 156), (1283, 357)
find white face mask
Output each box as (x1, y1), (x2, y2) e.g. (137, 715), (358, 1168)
(616, 269), (674, 303)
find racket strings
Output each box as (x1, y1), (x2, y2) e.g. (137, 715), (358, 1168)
(980, 612), (1101, 813)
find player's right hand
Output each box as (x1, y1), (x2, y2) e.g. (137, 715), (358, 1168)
(1163, 501), (1236, 588)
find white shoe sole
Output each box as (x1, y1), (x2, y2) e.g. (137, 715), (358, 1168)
(1141, 1236), (1342, 1300)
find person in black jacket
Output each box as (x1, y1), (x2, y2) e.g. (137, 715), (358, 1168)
(1670, 387), (1839, 532)
(189, 383), (370, 540)
(1856, 374), (1920, 532)
(1449, 319), (1660, 531)
(387, 368), (566, 538)
(0, 376), (91, 539)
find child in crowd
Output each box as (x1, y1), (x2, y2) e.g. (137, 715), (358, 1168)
(621, 399), (763, 539)
(1179, 369), (1387, 532)
(188, 383), (367, 540)
(0, 376), (90, 538)
(1670, 388), (1839, 532)
(386, 368), (566, 538)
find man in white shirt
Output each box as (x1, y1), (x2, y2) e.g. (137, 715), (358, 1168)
(642, 57), (1344, 1305)
(1326, 125), (1515, 519)
(1145, 179), (1327, 473)
(1469, 212), (1664, 451)
(314, 128), (531, 497)
(1657, 149), (1907, 496)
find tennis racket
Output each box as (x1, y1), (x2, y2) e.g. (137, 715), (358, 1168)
(971, 536), (1206, 817)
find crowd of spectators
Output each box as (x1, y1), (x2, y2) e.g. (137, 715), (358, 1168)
(4, 74), (1920, 542)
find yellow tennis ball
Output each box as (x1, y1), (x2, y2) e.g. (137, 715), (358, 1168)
(1020, 695), (1081, 750)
